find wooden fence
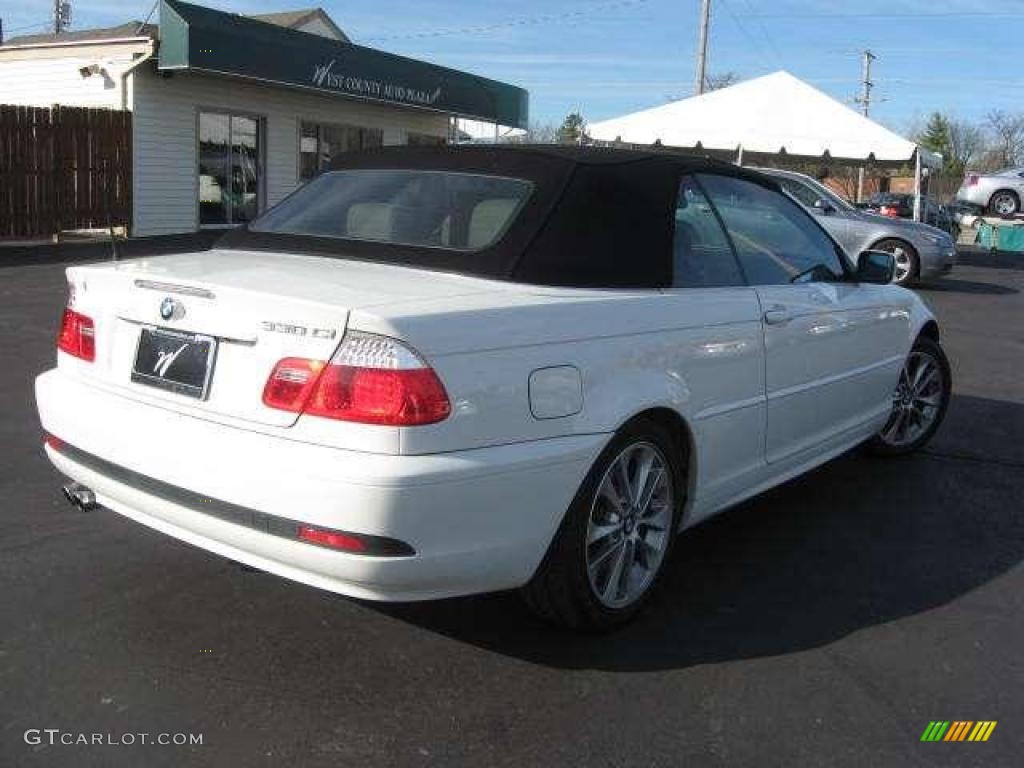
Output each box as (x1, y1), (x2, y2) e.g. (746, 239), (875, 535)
(0, 105), (132, 239)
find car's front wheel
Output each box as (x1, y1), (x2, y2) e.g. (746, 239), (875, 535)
(873, 238), (918, 286)
(523, 418), (684, 631)
(988, 190), (1020, 217)
(868, 336), (951, 456)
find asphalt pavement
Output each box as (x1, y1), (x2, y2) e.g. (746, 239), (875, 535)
(1, 244), (1021, 767)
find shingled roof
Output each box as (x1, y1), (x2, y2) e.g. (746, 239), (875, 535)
(2, 7), (346, 48)
(3, 22), (157, 47)
(248, 8), (349, 42)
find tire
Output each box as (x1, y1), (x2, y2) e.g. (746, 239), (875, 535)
(872, 238), (918, 286)
(868, 336), (951, 456)
(988, 190), (1020, 217)
(522, 417), (685, 631)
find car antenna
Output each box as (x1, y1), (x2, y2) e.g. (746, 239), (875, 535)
(103, 158), (120, 262)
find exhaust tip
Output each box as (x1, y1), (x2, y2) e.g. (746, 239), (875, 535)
(62, 483), (98, 512)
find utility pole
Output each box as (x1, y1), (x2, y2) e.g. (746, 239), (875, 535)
(54, 0), (71, 34)
(854, 49), (875, 203)
(855, 49), (875, 117)
(694, 0), (711, 95)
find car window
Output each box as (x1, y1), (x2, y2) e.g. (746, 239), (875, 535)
(251, 170), (532, 252)
(672, 176), (745, 288)
(777, 178), (820, 208)
(697, 173), (846, 285)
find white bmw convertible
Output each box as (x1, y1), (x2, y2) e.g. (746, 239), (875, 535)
(37, 146), (951, 630)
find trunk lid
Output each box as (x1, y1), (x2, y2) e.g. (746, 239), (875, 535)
(65, 248), (494, 427)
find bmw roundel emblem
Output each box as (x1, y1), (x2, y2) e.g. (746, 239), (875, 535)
(159, 297), (183, 321)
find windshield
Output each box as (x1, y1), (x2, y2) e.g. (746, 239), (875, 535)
(250, 170), (533, 252)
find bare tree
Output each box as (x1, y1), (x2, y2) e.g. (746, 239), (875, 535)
(985, 110), (1024, 168)
(705, 71), (740, 91)
(520, 122), (559, 144)
(947, 118), (985, 174)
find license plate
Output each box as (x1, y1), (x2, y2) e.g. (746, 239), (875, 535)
(131, 327), (217, 400)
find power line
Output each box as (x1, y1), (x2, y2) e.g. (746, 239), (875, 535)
(746, 10), (1024, 18)
(136, 1), (158, 35)
(719, 0), (777, 70)
(3, 19), (52, 34)
(739, 0), (782, 64)
(825, 46), (1015, 57)
(363, 0), (650, 42)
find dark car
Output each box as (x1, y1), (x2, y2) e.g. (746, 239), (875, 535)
(864, 193), (959, 238)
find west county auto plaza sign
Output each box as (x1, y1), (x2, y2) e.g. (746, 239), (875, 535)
(312, 59), (443, 108)
(156, 0), (528, 128)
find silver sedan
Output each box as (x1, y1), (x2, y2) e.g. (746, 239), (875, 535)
(762, 169), (956, 286)
(956, 168), (1024, 216)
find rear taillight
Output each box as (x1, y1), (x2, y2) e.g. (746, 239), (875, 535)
(263, 331), (451, 426)
(57, 308), (95, 362)
(966, 174), (979, 187)
(880, 206), (899, 217)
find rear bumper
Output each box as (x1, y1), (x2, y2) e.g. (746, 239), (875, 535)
(36, 368), (604, 601)
(956, 187), (989, 208)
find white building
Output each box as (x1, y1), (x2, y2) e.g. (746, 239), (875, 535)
(0, 1), (527, 237)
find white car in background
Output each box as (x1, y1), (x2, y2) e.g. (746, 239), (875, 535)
(36, 147), (951, 630)
(957, 167), (1024, 216)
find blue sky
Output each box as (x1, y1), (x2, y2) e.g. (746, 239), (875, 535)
(5, 0), (1023, 135)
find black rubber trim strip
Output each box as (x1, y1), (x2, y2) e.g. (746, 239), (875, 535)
(48, 438), (415, 557)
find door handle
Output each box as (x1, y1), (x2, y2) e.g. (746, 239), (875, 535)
(763, 305), (793, 325)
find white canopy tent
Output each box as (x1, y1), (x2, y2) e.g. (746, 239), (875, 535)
(589, 71), (941, 219)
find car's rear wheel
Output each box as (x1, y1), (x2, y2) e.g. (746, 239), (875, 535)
(873, 239), (918, 286)
(523, 418), (684, 631)
(988, 190), (1020, 217)
(868, 336), (951, 456)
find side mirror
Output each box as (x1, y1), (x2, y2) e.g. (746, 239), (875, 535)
(857, 250), (896, 284)
(813, 198), (836, 215)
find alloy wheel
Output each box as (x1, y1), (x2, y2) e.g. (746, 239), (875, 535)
(585, 441), (673, 608)
(878, 350), (945, 448)
(992, 192), (1019, 216)
(889, 246), (912, 283)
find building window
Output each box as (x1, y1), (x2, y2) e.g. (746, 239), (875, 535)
(199, 111), (262, 226)
(299, 121), (383, 180)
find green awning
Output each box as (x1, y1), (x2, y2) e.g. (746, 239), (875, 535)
(157, 0), (528, 129)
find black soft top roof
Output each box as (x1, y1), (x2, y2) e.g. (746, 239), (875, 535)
(222, 145), (781, 288)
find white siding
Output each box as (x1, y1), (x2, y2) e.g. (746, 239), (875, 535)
(131, 68), (449, 236)
(0, 54), (134, 109)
